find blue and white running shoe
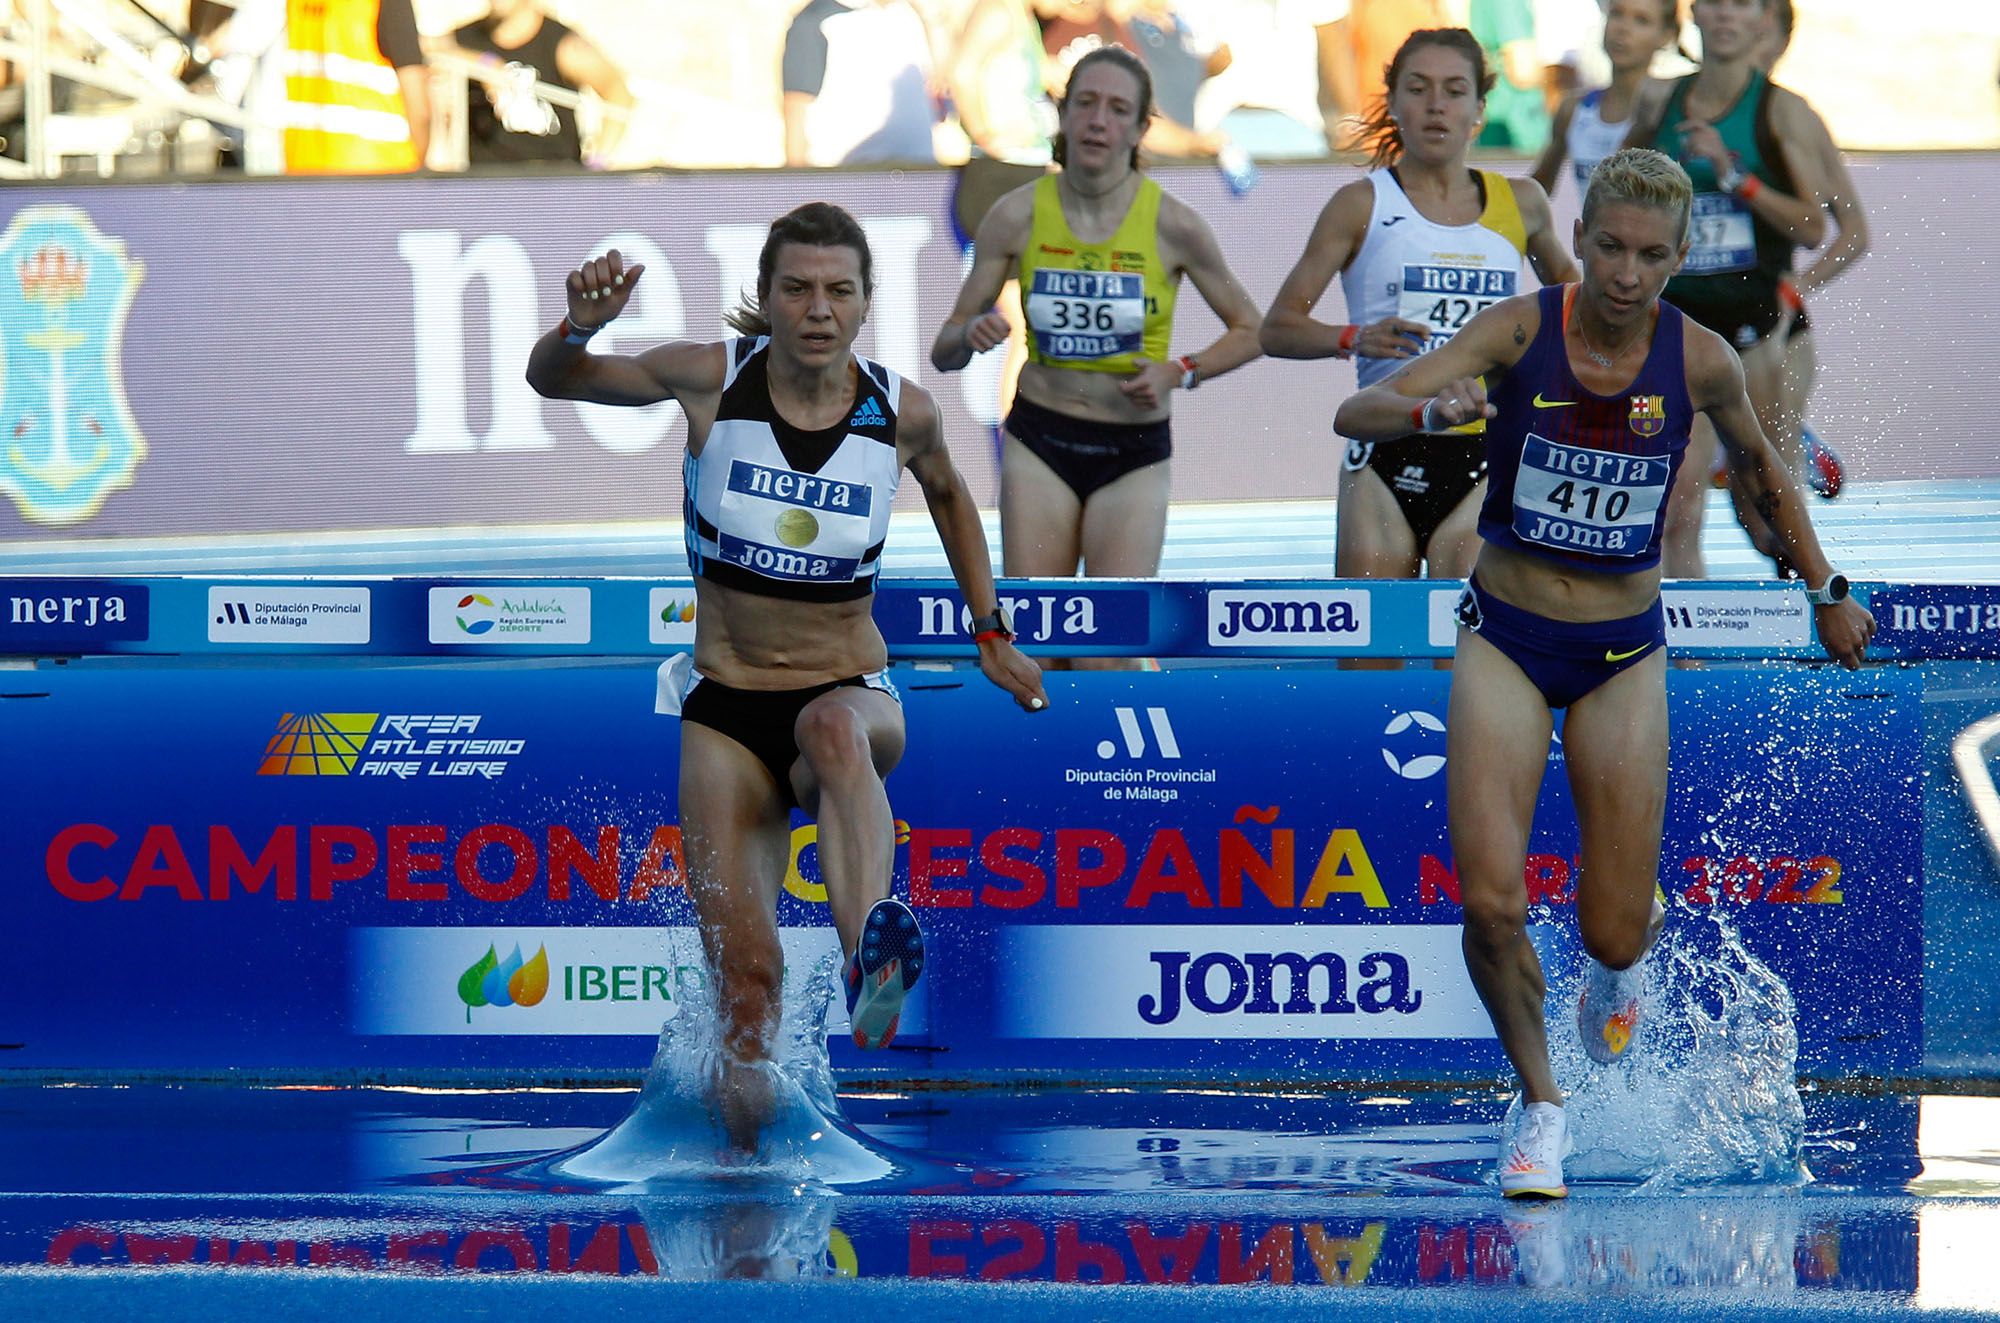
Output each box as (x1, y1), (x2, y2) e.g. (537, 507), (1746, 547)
(844, 897), (925, 1050)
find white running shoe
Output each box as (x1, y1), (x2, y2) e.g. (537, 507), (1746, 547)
(1500, 1101), (1570, 1199)
(1577, 896), (1665, 1065)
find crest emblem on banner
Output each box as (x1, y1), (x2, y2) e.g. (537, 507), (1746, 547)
(1628, 394), (1667, 437)
(0, 205), (148, 525)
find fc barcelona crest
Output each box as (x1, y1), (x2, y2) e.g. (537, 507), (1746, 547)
(1628, 394), (1667, 437)
(0, 205), (148, 526)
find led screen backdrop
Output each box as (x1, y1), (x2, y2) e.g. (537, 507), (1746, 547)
(0, 155), (1988, 544)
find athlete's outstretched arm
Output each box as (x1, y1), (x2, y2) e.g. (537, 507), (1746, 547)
(1675, 92), (1828, 249)
(900, 387), (1048, 711)
(1616, 81), (1673, 152)
(1110, 197), (1265, 412)
(1333, 293), (1538, 441)
(1259, 180), (1429, 361)
(931, 186), (1032, 373)
(1528, 91), (1579, 196)
(1509, 177), (1581, 286)
(526, 249), (725, 406)
(1689, 327), (1873, 667)
(1160, 194), (1264, 383)
(1794, 103), (1868, 296)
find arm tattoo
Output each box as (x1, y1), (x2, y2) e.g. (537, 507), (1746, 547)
(1513, 323), (1527, 346)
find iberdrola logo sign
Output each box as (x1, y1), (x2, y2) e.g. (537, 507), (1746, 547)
(457, 942), (550, 1022)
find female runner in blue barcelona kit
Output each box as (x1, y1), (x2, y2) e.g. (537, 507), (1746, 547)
(528, 203), (1047, 1151)
(1336, 148), (1872, 1199)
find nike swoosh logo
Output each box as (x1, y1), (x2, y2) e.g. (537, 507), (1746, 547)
(1604, 643), (1653, 663)
(1382, 217), (1405, 227)
(1532, 393), (1577, 409)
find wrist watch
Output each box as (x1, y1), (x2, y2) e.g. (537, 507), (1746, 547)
(1805, 572), (1851, 606)
(970, 607), (1014, 641)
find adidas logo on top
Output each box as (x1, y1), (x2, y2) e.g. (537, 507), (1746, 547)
(849, 397), (887, 429)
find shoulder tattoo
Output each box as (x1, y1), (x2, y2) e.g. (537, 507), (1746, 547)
(1513, 323), (1527, 346)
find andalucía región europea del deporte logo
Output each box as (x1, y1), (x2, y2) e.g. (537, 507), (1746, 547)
(455, 593), (497, 635)
(458, 943), (550, 1022)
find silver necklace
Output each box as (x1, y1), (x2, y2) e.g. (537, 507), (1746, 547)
(1576, 317), (1627, 369)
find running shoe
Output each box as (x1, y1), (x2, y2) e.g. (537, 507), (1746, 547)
(843, 896), (925, 1050)
(1500, 1101), (1570, 1199)
(1803, 423), (1845, 500)
(1577, 896), (1665, 1065)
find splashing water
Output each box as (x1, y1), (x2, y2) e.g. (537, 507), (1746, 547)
(1509, 898), (1808, 1189)
(549, 941), (898, 1190)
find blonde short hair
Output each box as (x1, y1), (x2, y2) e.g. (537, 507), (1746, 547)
(1581, 148), (1693, 247)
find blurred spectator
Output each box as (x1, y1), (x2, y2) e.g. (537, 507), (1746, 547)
(1532, 0), (1610, 111)
(1348, 0), (1451, 107)
(1, 0), (20, 162)
(782, 0), (939, 165)
(1179, 0), (1357, 156)
(948, 0), (1059, 165)
(1300, 0), (1361, 146)
(189, 0), (288, 173)
(1127, 0), (1231, 157)
(1039, 0), (1128, 93)
(1037, 0), (1230, 161)
(281, 0), (429, 172)
(1469, 0), (1549, 150)
(1126, 1), (1262, 189)
(449, 0), (632, 166)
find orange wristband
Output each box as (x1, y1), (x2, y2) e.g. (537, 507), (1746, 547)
(1735, 174), (1763, 202)
(1336, 324), (1359, 355)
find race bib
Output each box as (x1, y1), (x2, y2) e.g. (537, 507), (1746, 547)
(715, 458), (874, 582)
(1512, 434), (1669, 558)
(1398, 264), (1516, 353)
(1683, 191), (1756, 276)
(1026, 268), (1145, 361)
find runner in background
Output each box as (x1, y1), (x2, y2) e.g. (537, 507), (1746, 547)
(932, 44), (1263, 671)
(1756, 0), (1866, 501)
(1261, 28), (1576, 668)
(1622, 0), (1831, 581)
(1531, 0), (1680, 206)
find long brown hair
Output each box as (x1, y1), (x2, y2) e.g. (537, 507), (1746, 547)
(1349, 28), (1494, 168)
(723, 202), (874, 337)
(1051, 44), (1153, 171)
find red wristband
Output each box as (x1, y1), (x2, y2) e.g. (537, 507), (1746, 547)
(1336, 324), (1359, 355)
(973, 628), (1008, 644)
(1735, 174), (1763, 202)
(1410, 401), (1428, 432)
(1176, 354), (1199, 389)
(1778, 277), (1805, 314)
